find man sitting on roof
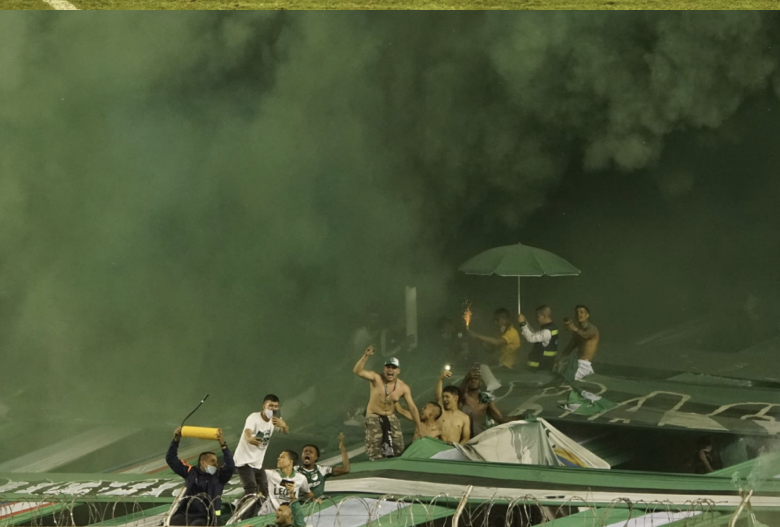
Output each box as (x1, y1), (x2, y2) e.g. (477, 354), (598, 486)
(556, 305), (600, 382)
(396, 400), (443, 441)
(297, 432), (351, 498)
(436, 370), (471, 444)
(166, 426), (235, 526)
(260, 450), (315, 515)
(460, 367), (509, 437)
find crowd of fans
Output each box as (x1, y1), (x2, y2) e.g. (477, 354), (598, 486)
(351, 303), (600, 460)
(164, 303), (600, 525)
(165, 394), (351, 526)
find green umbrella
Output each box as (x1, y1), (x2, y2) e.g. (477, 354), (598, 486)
(458, 243), (580, 313)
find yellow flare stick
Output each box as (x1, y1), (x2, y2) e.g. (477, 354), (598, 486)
(181, 426), (220, 440)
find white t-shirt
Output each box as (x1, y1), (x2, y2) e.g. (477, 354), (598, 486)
(261, 469), (311, 512)
(233, 412), (275, 469)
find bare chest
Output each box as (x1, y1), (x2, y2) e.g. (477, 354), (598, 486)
(422, 422), (441, 435)
(371, 380), (402, 407)
(465, 394), (487, 413)
(439, 412), (464, 429)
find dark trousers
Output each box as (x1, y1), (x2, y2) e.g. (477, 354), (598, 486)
(169, 512), (208, 526)
(170, 495), (215, 526)
(236, 465), (268, 518)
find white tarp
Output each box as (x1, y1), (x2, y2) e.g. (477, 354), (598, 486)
(539, 418), (611, 469)
(449, 419), (610, 469)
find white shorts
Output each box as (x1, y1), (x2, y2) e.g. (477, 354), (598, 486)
(574, 360), (594, 381)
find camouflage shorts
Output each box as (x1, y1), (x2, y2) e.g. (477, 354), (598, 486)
(365, 414), (404, 460)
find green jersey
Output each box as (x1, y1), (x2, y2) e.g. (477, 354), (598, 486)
(296, 464), (333, 498)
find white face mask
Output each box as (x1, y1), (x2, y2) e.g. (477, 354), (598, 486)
(205, 465), (217, 475)
(264, 409), (273, 420)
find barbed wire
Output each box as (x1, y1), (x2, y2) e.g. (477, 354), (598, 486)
(0, 491), (755, 527)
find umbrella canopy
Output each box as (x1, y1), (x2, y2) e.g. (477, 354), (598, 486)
(459, 243), (580, 312)
(459, 243), (580, 277)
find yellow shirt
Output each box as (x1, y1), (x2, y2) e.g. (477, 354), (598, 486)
(498, 326), (521, 369)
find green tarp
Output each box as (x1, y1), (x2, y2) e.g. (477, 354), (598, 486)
(400, 438), (453, 460)
(493, 370), (780, 436)
(401, 420), (610, 469)
(326, 455), (780, 510)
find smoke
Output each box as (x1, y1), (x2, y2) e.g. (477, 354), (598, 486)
(371, 12), (779, 232)
(1, 12), (780, 457)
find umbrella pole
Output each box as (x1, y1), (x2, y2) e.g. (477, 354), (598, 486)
(517, 276), (522, 314)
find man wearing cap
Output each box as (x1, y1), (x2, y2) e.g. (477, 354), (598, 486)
(353, 346), (422, 460)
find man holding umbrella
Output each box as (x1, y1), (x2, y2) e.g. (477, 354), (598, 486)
(517, 305), (559, 372)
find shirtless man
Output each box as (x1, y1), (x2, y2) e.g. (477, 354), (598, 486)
(459, 367), (507, 437)
(556, 305), (600, 382)
(396, 401), (443, 440)
(435, 371), (471, 444)
(353, 346), (421, 460)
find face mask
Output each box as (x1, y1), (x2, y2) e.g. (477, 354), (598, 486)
(205, 465), (217, 475)
(500, 325), (507, 333)
(264, 409), (273, 420)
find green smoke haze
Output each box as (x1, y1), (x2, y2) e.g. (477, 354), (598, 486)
(1, 12), (780, 466)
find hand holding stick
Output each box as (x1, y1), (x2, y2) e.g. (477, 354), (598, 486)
(180, 394), (210, 428)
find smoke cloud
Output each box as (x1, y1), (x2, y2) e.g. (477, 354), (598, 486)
(1, 12), (780, 462)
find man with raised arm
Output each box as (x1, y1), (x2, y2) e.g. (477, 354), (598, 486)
(166, 426), (235, 526)
(460, 367), (509, 437)
(353, 345), (421, 460)
(297, 432), (351, 498)
(556, 305), (600, 382)
(435, 370), (471, 444)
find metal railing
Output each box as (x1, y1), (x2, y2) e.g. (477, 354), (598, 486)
(0, 489), (758, 527)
